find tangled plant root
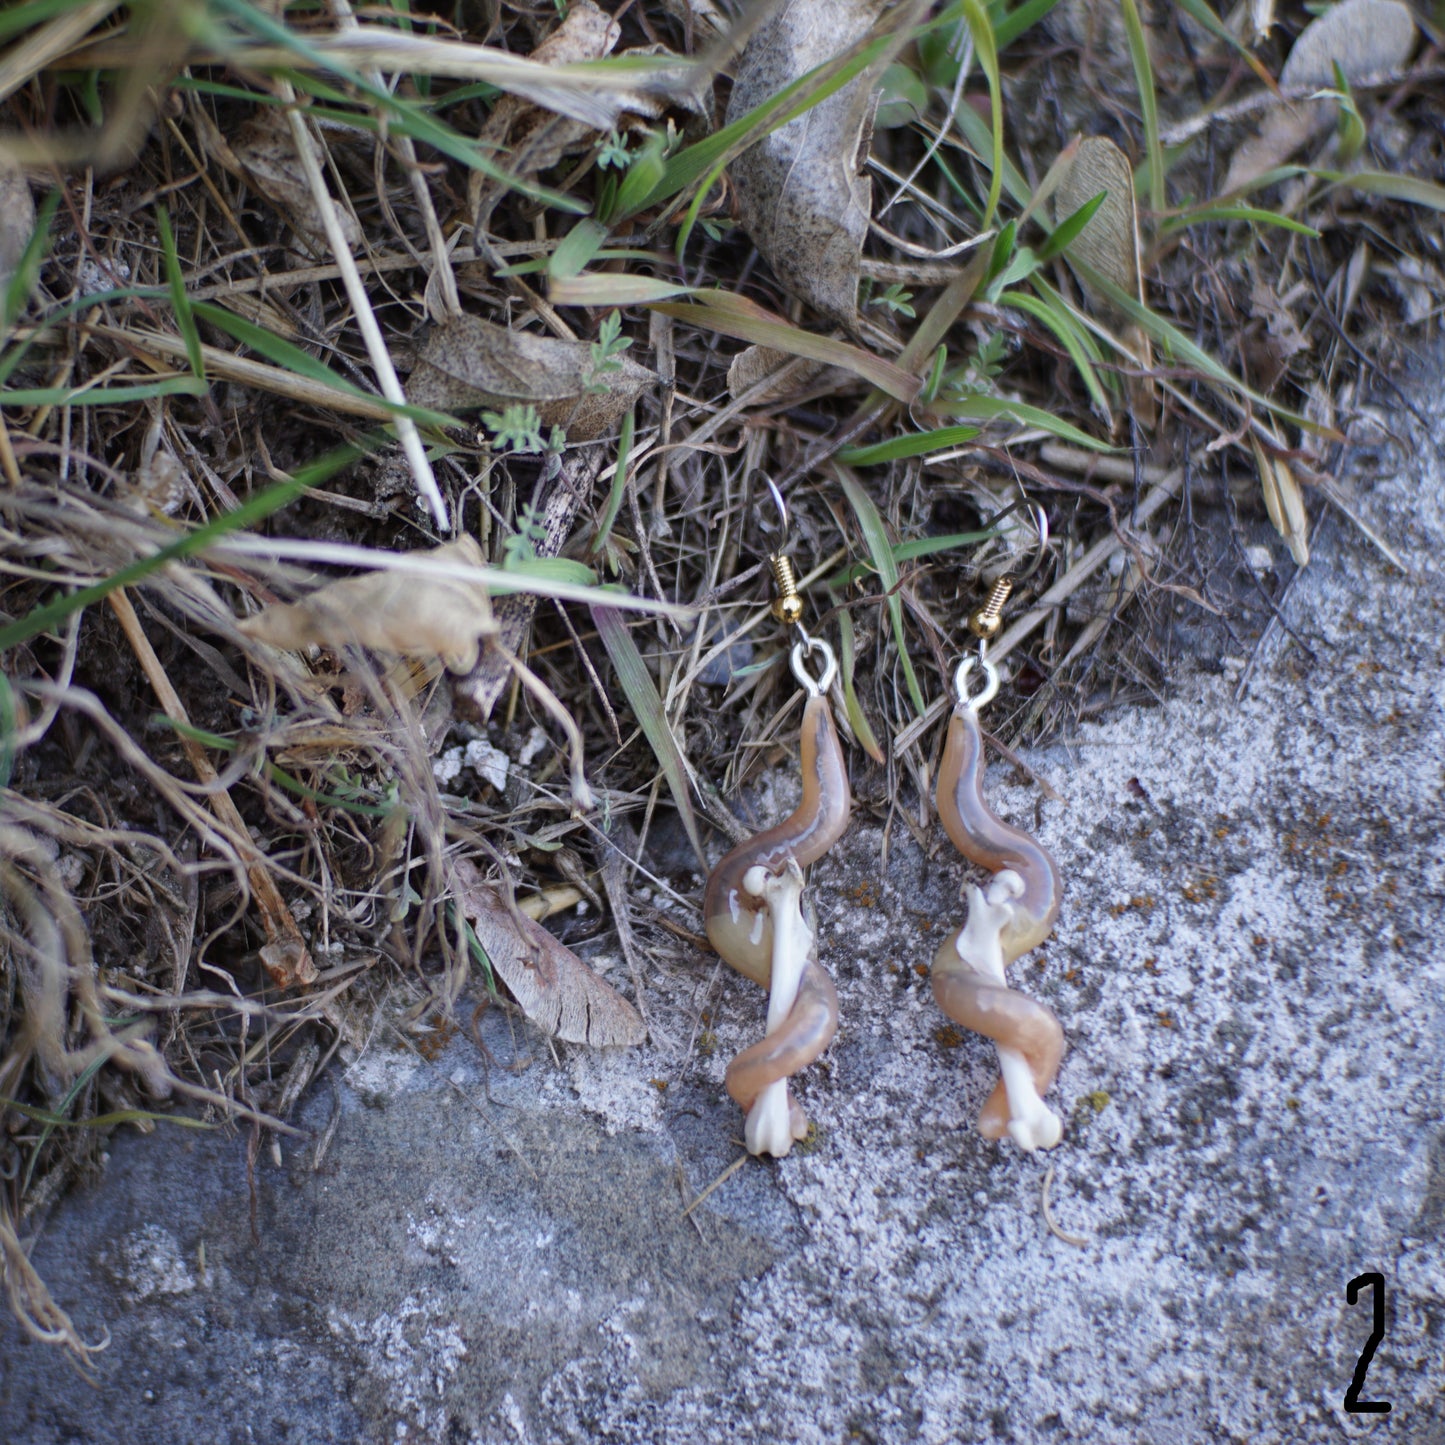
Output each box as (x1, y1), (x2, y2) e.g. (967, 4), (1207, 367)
(0, 1204), (108, 1367)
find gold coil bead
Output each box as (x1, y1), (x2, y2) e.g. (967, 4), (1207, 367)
(967, 576), (1013, 641)
(769, 553), (805, 625)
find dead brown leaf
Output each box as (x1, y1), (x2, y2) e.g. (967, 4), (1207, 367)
(407, 312), (655, 441)
(469, 0), (620, 237)
(725, 0), (912, 329)
(1221, 0), (1416, 194)
(726, 344), (828, 403)
(237, 536), (496, 674)
(450, 856), (645, 1048)
(1053, 135), (1155, 425)
(203, 107), (363, 257)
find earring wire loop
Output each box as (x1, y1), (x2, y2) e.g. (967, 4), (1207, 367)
(954, 653), (1000, 712)
(792, 634), (837, 697)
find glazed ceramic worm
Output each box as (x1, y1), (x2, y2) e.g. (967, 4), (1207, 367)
(704, 694), (852, 986)
(933, 703), (1066, 1151)
(704, 694), (851, 1155)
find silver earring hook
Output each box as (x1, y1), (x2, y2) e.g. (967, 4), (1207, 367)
(763, 474), (789, 538)
(980, 494), (1049, 585)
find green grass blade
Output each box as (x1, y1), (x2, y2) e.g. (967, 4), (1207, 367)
(605, 131), (669, 225)
(0, 0), (110, 42)
(588, 406), (634, 559)
(1001, 288), (1111, 415)
(1158, 206), (1320, 237)
(838, 426), (981, 465)
(1119, 0), (1162, 215)
(592, 605), (704, 865)
(1034, 192), (1107, 263)
(0, 673), (16, 789)
(632, 21), (906, 224)
(2, 379), (210, 407)
(0, 283), (166, 388)
(962, 0), (1003, 228)
(1069, 259), (1326, 434)
(994, 0), (1063, 49)
(836, 469), (925, 718)
(550, 274), (692, 306)
(451, 909), (498, 995)
(825, 528), (994, 590)
(834, 604), (884, 763)
(2, 190), (59, 329)
(156, 204), (204, 380)
(951, 97), (1031, 212)
(549, 219), (610, 279)
(157, 717), (402, 817)
(192, 301), (460, 429)
(1171, 0), (1278, 86)
(498, 557), (598, 587)
(1318, 169), (1445, 212)
(930, 391), (1114, 450)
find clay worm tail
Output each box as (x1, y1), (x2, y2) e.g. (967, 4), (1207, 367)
(932, 971), (1065, 1122)
(724, 961), (840, 1112)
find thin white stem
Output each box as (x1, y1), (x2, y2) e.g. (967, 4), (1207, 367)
(278, 86), (449, 528)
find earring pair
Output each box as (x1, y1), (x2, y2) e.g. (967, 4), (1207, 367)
(703, 490), (1065, 1157)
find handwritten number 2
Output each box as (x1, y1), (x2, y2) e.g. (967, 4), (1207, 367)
(1344, 1272), (1391, 1415)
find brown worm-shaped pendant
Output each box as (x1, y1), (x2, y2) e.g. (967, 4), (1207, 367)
(933, 702), (1066, 1150)
(704, 693), (851, 1156)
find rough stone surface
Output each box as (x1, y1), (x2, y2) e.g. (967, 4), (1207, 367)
(3, 375), (1444, 1442)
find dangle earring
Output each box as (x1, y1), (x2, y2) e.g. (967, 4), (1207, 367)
(703, 485), (852, 1157)
(930, 502), (1066, 1152)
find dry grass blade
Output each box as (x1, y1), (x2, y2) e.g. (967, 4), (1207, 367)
(651, 293), (920, 402)
(275, 81), (447, 527)
(1252, 437), (1310, 566)
(0, 1203), (105, 1365)
(0, 0), (117, 107)
(191, 32), (697, 128)
(109, 587), (315, 987)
